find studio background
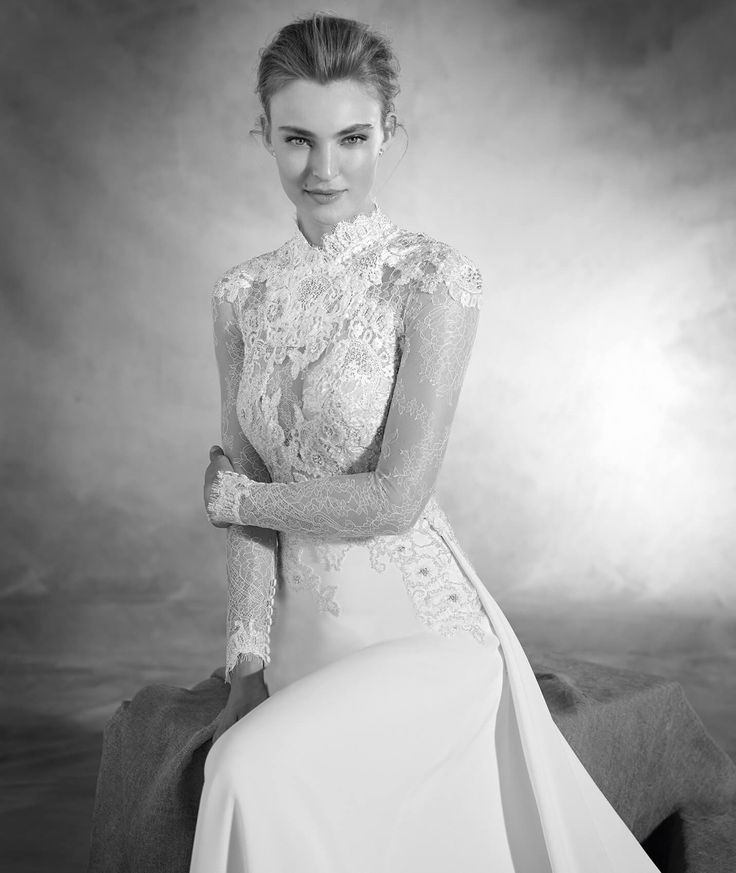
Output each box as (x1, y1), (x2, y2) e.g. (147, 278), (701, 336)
(1, 1), (734, 870)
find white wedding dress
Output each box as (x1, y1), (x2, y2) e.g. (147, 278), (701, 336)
(189, 203), (660, 872)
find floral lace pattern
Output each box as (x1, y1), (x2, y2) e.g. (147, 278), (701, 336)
(212, 288), (278, 683)
(280, 538), (341, 616)
(209, 202), (489, 668)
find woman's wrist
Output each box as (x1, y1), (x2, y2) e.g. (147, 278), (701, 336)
(231, 655), (265, 680)
(208, 469), (245, 525)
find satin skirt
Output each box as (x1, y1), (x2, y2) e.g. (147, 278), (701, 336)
(189, 521), (660, 872)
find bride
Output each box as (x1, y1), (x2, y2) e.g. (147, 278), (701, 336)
(193, 12), (660, 872)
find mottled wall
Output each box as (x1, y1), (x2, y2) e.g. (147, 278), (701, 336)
(1, 0), (735, 624)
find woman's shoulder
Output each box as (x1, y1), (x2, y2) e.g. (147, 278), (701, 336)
(212, 243), (289, 304)
(387, 227), (484, 310)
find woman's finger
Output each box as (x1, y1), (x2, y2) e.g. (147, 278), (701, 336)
(212, 717), (222, 744)
(213, 706), (241, 744)
(212, 714), (230, 745)
(209, 445), (224, 462)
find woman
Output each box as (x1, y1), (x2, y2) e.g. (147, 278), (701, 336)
(193, 13), (660, 873)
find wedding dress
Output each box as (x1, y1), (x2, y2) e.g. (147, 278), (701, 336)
(189, 202), (660, 872)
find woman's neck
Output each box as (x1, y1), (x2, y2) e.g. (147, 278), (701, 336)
(296, 198), (376, 249)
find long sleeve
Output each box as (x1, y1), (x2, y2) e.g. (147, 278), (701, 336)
(207, 249), (482, 538)
(212, 283), (279, 683)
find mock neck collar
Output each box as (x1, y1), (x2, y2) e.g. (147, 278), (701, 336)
(291, 201), (395, 262)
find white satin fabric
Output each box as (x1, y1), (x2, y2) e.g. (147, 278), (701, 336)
(189, 526), (660, 872)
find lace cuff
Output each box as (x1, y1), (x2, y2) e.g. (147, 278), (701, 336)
(207, 469), (248, 526)
(226, 623), (268, 683)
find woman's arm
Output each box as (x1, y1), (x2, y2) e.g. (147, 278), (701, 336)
(212, 286), (279, 683)
(207, 249), (483, 538)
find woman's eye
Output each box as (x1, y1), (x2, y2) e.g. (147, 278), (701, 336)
(283, 135), (367, 147)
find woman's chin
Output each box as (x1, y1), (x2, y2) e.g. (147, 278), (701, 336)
(301, 201), (351, 226)
(305, 192), (377, 223)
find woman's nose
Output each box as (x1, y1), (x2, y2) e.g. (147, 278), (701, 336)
(308, 145), (338, 181)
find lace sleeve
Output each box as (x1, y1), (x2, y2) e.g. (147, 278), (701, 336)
(207, 248), (482, 538)
(212, 271), (278, 683)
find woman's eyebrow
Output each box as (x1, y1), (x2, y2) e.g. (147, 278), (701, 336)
(277, 123), (374, 137)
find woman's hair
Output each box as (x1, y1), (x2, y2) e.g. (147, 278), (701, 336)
(255, 13), (401, 129)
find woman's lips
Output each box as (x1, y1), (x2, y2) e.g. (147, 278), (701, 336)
(305, 189), (345, 203)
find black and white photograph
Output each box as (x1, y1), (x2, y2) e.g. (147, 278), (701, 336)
(1, 2), (735, 871)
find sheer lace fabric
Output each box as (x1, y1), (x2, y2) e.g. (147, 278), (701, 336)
(209, 204), (489, 681)
(212, 299), (278, 675)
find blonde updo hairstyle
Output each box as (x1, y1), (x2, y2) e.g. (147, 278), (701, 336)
(253, 12), (406, 153)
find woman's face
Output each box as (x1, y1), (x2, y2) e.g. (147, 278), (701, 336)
(265, 78), (393, 243)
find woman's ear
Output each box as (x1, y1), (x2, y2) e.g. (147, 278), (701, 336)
(382, 112), (398, 151)
(260, 114), (274, 155)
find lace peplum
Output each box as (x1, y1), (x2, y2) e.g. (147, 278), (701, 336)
(209, 203), (489, 681)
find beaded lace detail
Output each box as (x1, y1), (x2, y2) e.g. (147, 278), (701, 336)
(209, 202), (489, 677)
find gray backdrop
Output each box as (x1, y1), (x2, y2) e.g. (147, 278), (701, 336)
(1, 0), (734, 745)
(2, 3), (735, 868)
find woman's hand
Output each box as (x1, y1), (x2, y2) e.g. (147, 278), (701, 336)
(204, 445), (235, 528)
(212, 666), (269, 745)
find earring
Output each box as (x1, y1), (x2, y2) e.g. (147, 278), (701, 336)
(379, 148), (384, 156)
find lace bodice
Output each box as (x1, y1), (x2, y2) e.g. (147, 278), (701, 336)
(208, 203), (485, 681)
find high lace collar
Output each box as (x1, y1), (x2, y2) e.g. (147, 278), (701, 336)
(291, 201), (396, 263)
